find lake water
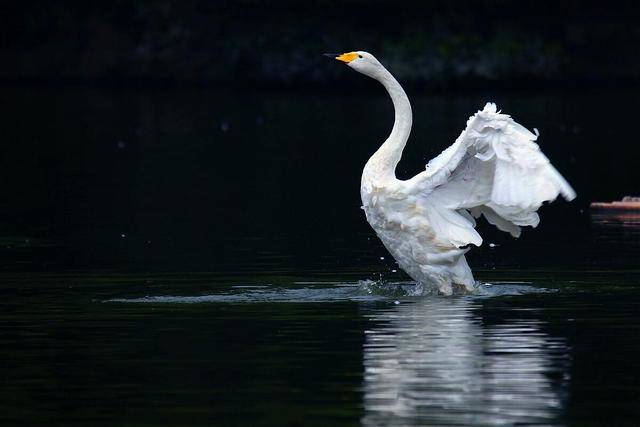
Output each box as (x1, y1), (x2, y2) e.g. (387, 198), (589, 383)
(1, 87), (639, 426)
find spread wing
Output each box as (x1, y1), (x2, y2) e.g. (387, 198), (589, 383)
(404, 102), (576, 248)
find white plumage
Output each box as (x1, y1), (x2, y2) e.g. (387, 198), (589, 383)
(332, 51), (576, 295)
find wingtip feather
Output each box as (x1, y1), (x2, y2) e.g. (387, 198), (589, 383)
(483, 102), (497, 113)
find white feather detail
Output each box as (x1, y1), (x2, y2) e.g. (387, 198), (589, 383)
(406, 102), (575, 248)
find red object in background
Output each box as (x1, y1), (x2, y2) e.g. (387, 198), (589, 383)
(590, 196), (640, 225)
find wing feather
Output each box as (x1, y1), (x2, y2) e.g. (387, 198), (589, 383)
(406, 102), (575, 246)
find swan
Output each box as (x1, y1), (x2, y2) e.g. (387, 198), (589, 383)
(328, 51), (576, 295)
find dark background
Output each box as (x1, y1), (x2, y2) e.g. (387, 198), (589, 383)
(4, 0), (640, 89)
(1, 5), (640, 426)
(1, 0), (639, 274)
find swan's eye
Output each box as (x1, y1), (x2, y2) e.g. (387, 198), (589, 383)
(358, 55), (363, 59)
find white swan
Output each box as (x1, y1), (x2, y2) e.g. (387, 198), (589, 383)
(330, 51), (576, 295)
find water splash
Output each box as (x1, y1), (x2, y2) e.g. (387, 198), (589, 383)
(105, 280), (549, 304)
(357, 279), (429, 297)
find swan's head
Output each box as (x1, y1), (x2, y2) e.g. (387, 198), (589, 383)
(327, 51), (386, 79)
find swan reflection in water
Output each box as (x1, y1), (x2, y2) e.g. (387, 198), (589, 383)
(362, 295), (570, 426)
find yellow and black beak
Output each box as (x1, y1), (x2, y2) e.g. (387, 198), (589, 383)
(323, 52), (359, 63)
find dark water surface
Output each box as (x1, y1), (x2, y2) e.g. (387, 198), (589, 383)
(1, 88), (639, 426)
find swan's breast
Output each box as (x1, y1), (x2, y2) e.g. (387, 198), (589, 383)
(361, 185), (440, 250)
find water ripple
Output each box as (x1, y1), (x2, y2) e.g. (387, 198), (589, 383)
(361, 296), (570, 426)
(105, 280), (549, 304)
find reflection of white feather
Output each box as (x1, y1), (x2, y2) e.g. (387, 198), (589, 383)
(361, 297), (568, 426)
(339, 52), (576, 294)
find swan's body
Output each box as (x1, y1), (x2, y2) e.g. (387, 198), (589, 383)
(331, 51), (576, 295)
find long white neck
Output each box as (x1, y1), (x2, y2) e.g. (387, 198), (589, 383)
(363, 67), (413, 181)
